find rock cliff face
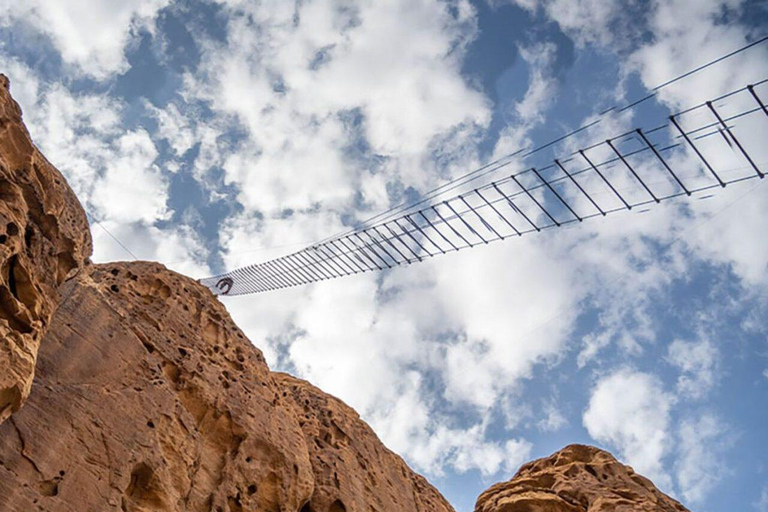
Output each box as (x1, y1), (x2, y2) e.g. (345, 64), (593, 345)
(475, 444), (690, 512)
(0, 74), (688, 512)
(0, 74), (92, 423)
(276, 373), (451, 512)
(0, 75), (452, 511)
(0, 261), (454, 511)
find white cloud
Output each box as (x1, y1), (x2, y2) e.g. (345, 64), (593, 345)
(367, 377), (531, 477)
(22, 83), (171, 226)
(514, 43), (558, 123)
(187, 0), (489, 218)
(91, 220), (210, 277)
(684, 184), (768, 287)
(537, 401), (568, 432)
(674, 414), (730, 505)
(534, 0), (639, 48)
(90, 130), (169, 225)
(0, 0), (171, 79)
(629, 0), (766, 109)
(491, 41), (560, 159)
(149, 102), (197, 158)
(0, 55), (40, 114)
(422, 240), (581, 410)
(666, 337), (718, 400)
(583, 369), (674, 489)
(758, 486), (768, 512)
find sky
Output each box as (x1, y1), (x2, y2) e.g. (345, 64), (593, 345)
(1, 1), (767, 510)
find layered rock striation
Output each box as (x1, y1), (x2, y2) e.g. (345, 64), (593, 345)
(475, 444), (690, 512)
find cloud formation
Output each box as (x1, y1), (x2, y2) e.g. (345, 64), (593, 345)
(583, 369), (674, 489)
(0, 0), (170, 79)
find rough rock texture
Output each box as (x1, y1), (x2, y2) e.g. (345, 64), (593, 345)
(475, 444), (690, 512)
(0, 262), (314, 511)
(0, 262), (455, 512)
(0, 75), (92, 423)
(277, 373), (452, 512)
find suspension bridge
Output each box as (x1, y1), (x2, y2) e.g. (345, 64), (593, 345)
(200, 38), (768, 297)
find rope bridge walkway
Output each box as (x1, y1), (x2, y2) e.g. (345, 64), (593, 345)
(201, 79), (768, 297)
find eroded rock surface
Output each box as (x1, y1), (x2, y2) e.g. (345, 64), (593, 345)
(475, 444), (690, 512)
(0, 261), (454, 511)
(277, 373), (453, 512)
(0, 74), (92, 423)
(0, 263), (316, 511)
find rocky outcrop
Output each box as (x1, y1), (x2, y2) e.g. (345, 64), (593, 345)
(0, 262), (315, 511)
(277, 373), (452, 512)
(0, 76), (454, 511)
(475, 444), (690, 512)
(0, 74), (92, 423)
(0, 261), (455, 511)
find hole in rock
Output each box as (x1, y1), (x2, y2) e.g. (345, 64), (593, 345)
(8, 255), (19, 299)
(329, 499), (346, 512)
(125, 462), (164, 508)
(38, 479), (59, 497)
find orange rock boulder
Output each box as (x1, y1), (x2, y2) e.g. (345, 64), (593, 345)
(277, 373), (453, 512)
(475, 444), (689, 512)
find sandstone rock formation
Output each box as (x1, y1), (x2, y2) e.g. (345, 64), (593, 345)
(0, 74), (92, 423)
(0, 261), (454, 511)
(0, 75), (452, 511)
(0, 262), (313, 511)
(475, 444), (690, 512)
(277, 373), (451, 512)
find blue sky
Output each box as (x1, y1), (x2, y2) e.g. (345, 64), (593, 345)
(1, 1), (768, 510)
